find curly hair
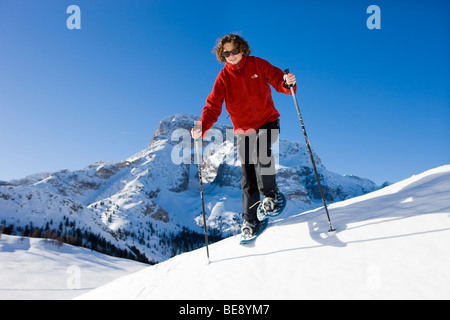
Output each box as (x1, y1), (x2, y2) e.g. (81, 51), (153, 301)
(214, 34), (252, 63)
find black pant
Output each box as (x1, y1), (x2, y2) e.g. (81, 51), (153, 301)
(237, 119), (280, 223)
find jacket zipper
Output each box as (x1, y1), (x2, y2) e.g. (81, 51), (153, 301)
(236, 63), (259, 131)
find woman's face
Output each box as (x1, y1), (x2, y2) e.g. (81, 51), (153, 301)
(223, 42), (243, 65)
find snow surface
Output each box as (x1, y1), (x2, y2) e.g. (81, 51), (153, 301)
(75, 165), (450, 300)
(0, 235), (147, 300)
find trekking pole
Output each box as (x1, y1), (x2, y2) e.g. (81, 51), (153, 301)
(194, 135), (211, 262)
(284, 69), (336, 233)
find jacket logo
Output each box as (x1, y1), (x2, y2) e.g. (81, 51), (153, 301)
(251, 74), (259, 79)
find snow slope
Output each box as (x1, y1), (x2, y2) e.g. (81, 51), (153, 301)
(0, 234), (147, 300)
(76, 165), (450, 300)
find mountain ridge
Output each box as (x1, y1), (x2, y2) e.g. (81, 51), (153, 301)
(0, 114), (380, 264)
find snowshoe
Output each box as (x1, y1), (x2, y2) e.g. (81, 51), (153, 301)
(239, 219), (269, 245)
(257, 190), (286, 221)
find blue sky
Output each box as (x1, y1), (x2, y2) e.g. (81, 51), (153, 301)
(0, 0), (449, 185)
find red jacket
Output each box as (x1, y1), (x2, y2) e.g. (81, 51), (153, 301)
(200, 55), (296, 135)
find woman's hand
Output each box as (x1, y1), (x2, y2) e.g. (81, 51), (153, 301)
(283, 72), (296, 87)
(191, 121), (203, 139)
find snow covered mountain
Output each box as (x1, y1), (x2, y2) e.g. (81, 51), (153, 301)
(0, 114), (379, 264)
(76, 165), (450, 300)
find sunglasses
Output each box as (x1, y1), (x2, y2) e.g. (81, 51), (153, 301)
(222, 48), (240, 58)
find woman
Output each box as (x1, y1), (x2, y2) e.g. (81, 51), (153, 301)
(192, 34), (296, 236)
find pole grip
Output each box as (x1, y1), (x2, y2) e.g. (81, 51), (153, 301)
(284, 69), (293, 88)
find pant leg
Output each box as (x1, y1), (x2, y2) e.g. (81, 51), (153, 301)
(254, 120), (280, 198)
(237, 135), (260, 223)
(241, 163), (260, 223)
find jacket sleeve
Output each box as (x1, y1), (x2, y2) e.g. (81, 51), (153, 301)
(256, 57), (297, 95)
(199, 71), (226, 135)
